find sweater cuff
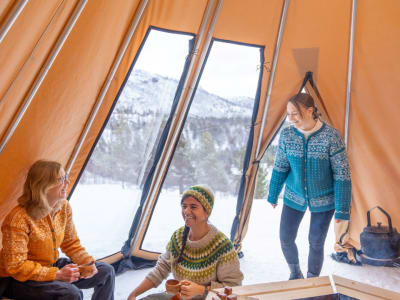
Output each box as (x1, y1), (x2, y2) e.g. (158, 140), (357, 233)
(43, 266), (59, 281)
(71, 254), (95, 266)
(267, 196), (278, 205)
(146, 273), (162, 288)
(210, 281), (224, 289)
(335, 211), (350, 220)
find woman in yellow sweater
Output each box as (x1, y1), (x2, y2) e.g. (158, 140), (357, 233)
(0, 160), (115, 300)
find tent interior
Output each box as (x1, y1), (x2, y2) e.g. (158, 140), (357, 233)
(1, 0), (400, 299)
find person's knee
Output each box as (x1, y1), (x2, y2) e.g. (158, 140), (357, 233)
(280, 230), (295, 246)
(63, 284), (83, 300)
(97, 262), (115, 279)
(309, 236), (324, 249)
(280, 238), (292, 248)
(280, 222), (299, 245)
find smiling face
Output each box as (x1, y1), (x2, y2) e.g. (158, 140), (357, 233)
(181, 196), (209, 228)
(45, 168), (69, 207)
(287, 101), (314, 129)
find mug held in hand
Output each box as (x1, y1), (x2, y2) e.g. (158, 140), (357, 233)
(165, 279), (181, 294)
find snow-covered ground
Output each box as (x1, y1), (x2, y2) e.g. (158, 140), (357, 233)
(70, 185), (400, 299)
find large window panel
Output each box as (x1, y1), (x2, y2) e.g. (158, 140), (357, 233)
(69, 28), (193, 258)
(142, 40), (262, 253)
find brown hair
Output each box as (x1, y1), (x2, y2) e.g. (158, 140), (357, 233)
(288, 93), (321, 120)
(18, 160), (63, 219)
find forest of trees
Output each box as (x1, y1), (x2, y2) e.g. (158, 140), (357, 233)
(80, 69), (279, 198)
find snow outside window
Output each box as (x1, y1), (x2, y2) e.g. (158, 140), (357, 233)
(141, 40), (262, 253)
(69, 29), (193, 259)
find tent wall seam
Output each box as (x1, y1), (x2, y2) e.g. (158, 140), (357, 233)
(0, 0), (28, 43)
(0, 0), (88, 154)
(0, 0), (66, 107)
(66, 0), (150, 173)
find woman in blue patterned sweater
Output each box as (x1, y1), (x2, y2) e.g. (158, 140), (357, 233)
(267, 93), (351, 280)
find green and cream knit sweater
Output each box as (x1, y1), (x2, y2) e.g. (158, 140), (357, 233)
(146, 224), (243, 289)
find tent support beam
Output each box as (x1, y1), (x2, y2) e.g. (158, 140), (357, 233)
(0, 0), (28, 44)
(345, 0), (357, 146)
(0, 0), (88, 154)
(232, 0), (290, 251)
(127, 0), (223, 256)
(254, 0), (290, 159)
(65, 0), (149, 173)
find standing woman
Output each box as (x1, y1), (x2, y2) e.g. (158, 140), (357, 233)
(128, 185), (243, 300)
(0, 160), (115, 299)
(267, 93), (351, 280)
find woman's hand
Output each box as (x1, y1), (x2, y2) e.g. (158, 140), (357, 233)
(335, 219), (342, 223)
(270, 203), (277, 209)
(127, 278), (154, 300)
(127, 291), (136, 300)
(55, 263), (80, 283)
(179, 280), (205, 299)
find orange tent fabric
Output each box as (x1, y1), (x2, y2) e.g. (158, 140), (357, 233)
(0, 0), (399, 259)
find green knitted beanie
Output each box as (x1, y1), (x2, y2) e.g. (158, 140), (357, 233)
(182, 185), (214, 215)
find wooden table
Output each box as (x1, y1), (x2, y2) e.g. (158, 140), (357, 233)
(207, 275), (400, 300)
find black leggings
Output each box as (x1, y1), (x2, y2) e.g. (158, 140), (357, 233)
(280, 204), (334, 276)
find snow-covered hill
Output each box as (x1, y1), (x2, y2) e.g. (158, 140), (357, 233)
(117, 69), (254, 118)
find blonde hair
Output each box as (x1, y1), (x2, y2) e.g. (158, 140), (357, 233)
(18, 160), (62, 219)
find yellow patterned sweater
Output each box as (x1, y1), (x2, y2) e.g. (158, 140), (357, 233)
(0, 200), (93, 282)
(146, 224), (243, 289)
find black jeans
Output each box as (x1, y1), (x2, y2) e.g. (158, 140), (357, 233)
(280, 204), (334, 277)
(4, 258), (115, 300)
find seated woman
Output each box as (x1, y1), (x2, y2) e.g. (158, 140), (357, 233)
(128, 185), (243, 300)
(0, 160), (115, 300)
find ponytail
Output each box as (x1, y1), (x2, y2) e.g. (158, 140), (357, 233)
(312, 106), (322, 120)
(174, 226), (190, 265)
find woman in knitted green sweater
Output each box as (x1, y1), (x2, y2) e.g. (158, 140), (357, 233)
(127, 185), (243, 300)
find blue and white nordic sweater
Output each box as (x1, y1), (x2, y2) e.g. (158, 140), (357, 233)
(267, 123), (352, 220)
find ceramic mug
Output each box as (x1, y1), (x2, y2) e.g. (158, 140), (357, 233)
(165, 279), (181, 294)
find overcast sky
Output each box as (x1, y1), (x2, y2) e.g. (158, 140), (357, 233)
(134, 29), (261, 99)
